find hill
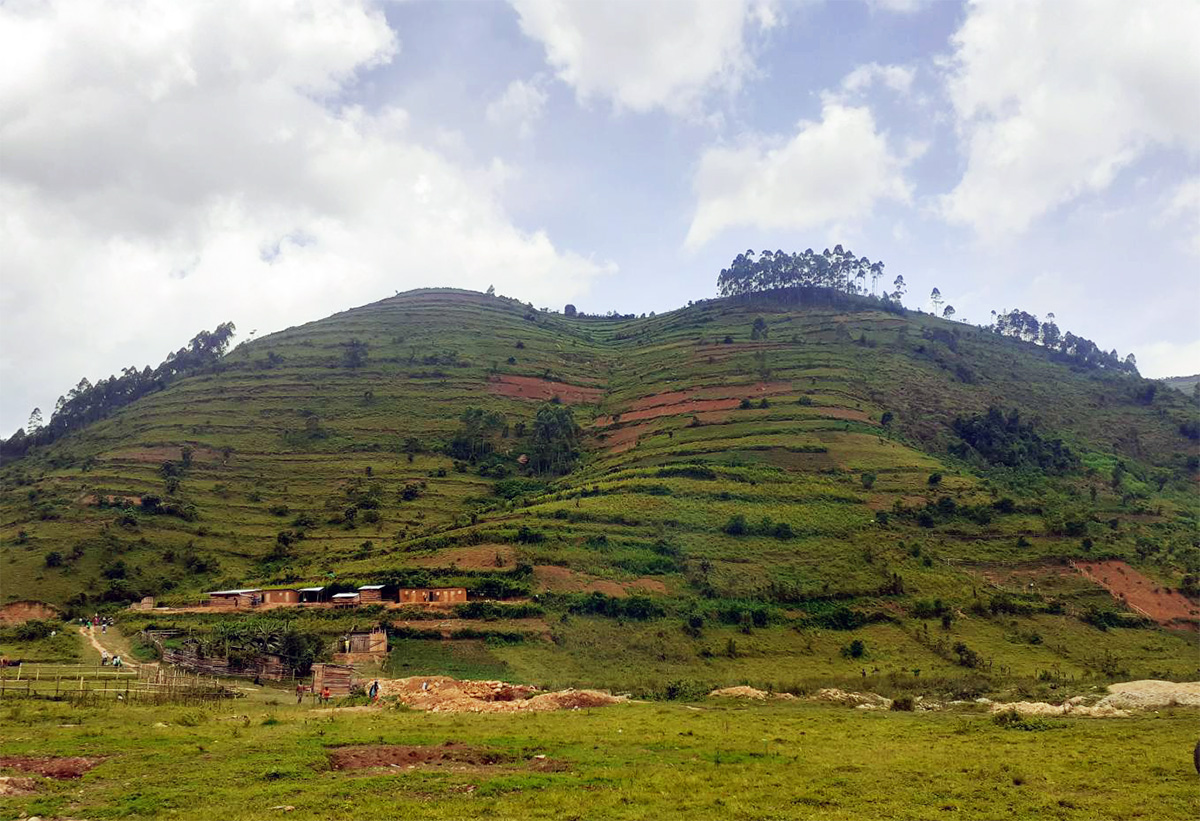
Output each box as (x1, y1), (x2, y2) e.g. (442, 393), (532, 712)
(1, 287), (1197, 696)
(1162, 374), (1200, 396)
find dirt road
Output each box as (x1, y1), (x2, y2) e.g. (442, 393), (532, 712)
(78, 626), (143, 668)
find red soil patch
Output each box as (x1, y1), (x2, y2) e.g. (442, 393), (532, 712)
(0, 600), (62, 626)
(403, 544), (516, 570)
(104, 446), (223, 464)
(0, 756), (101, 779)
(533, 565), (657, 597)
(488, 375), (603, 404)
(629, 578), (668, 595)
(627, 381), (791, 413)
(597, 423), (653, 454)
(809, 407), (873, 424)
(329, 743), (515, 771)
(1073, 560), (1200, 626)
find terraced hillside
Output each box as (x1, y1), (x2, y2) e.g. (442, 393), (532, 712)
(2, 288), (1197, 695)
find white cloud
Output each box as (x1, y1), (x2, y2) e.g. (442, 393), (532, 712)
(0, 0), (614, 433)
(685, 103), (912, 248)
(1133, 338), (1200, 379)
(840, 63), (915, 97)
(940, 0), (1200, 239)
(486, 78), (549, 138)
(866, 0), (934, 12)
(509, 0), (778, 115)
(1161, 176), (1200, 255)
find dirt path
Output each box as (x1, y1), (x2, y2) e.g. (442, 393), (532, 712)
(78, 626), (144, 668)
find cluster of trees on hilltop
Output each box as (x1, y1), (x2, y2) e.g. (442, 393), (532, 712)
(987, 309), (1137, 374)
(717, 247), (901, 301)
(1, 322), (236, 461)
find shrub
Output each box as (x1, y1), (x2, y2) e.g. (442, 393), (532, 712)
(723, 514), (748, 536)
(890, 695), (915, 712)
(927, 472), (942, 486)
(861, 472), (876, 489)
(841, 639), (866, 659)
(739, 398), (752, 410)
(44, 551), (63, 568)
(992, 711), (1057, 731)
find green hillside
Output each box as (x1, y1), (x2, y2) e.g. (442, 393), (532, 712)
(2, 288), (1197, 695)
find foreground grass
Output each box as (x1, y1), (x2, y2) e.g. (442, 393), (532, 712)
(1, 696), (1196, 820)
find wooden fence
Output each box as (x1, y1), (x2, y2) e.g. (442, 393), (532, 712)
(0, 664), (238, 705)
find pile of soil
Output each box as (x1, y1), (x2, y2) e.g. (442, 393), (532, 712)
(708, 686), (795, 701)
(0, 600), (62, 625)
(0, 755), (101, 779)
(1098, 680), (1200, 710)
(374, 676), (626, 713)
(1073, 560), (1200, 626)
(0, 776), (37, 796)
(988, 700), (1129, 718)
(812, 688), (893, 710)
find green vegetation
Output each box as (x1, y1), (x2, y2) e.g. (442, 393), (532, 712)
(0, 697), (1197, 820)
(0, 286), (1195, 698)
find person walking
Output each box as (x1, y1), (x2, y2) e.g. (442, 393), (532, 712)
(321, 686), (331, 705)
(368, 680), (380, 701)
(101, 651), (109, 666)
(296, 683), (306, 705)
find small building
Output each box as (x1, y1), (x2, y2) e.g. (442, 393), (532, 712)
(331, 592), (360, 608)
(206, 589), (261, 608)
(357, 584), (385, 603)
(297, 586), (325, 604)
(398, 587), (467, 605)
(311, 663), (355, 697)
(335, 628), (388, 659)
(261, 588), (299, 605)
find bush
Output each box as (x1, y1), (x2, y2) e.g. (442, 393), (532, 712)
(890, 695), (915, 712)
(739, 398), (753, 410)
(992, 711), (1057, 731)
(927, 472), (942, 486)
(861, 472), (877, 489)
(841, 639), (866, 659)
(723, 514), (748, 536)
(44, 551), (63, 568)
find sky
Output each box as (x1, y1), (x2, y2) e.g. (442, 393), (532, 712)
(1, 0), (1198, 435)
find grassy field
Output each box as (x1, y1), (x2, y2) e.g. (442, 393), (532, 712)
(0, 695), (1197, 820)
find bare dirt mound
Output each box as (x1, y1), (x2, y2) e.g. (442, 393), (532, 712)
(375, 675), (625, 713)
(0, 600), (62, 625)
(488, 375), (603, 404)
(0, 776), (37, 796)
(0, 756), (101, 779)
(1099, 680), (1200, 710)
(708, 686), (795, 701)
(1073, 560), (1200, 626)
(812, 688), (893, 710)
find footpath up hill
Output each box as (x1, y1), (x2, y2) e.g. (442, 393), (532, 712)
(1, 288), (1197, 692)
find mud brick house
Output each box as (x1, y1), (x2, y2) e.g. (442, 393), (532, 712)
(331, 592), (360, 607)
(334, 628), (388, 663)
(206, 589), (261, 608)
(261, 588), (299, 605)
(398, 587), (467, 604)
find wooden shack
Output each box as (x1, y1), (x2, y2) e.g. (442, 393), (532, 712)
(261, 588), (299, 605)
(206, 589), (261, 609)
(311, 663), (355, 697)
(331, 592), (360, 608)
(357, 584), (385, 603)
(398, 587), (467, 605)
(334, 628), (388, 663)
(297, 586), (325, 604)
